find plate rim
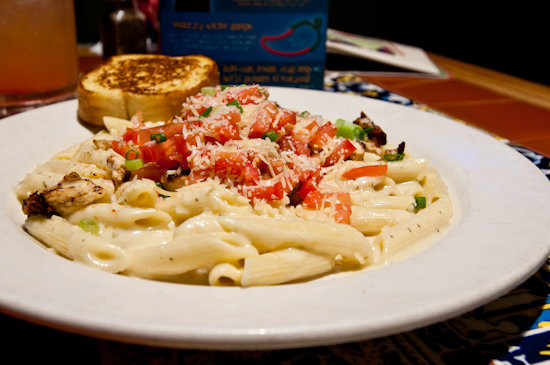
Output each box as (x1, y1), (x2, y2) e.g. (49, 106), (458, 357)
(1, 87), (550, 350)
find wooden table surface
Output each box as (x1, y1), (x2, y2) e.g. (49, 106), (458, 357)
(359, 52), (550, 157)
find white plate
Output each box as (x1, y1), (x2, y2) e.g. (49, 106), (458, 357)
(1, 87), (549, 350)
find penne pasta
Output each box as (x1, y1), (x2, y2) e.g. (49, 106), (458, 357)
(125, 232), (258, 278)
(14, 84), (453, 286)
(208, 262), (244, 286)
(25, 215), (130, 273)
(216, 215), (375, 264)
(351, 193), (415, 210)
(241, 248), (334, 287)
(115, 179), (159, 208)
(374, 197), (453, 256)
(386, 158), (429, 183)
(103, 116), (132, 137)
(418, 167), (450, 204)
(350, 206), (413, 235)
(68, 204), (173, 230)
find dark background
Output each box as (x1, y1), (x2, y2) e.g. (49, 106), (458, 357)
(75, 1), (549, 86)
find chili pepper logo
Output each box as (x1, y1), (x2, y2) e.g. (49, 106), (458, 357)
(260, 18), (322, 57)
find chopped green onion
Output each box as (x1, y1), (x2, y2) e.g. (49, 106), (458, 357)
(125, 158), (144, 171)
(80, 219), (99, 235)
(383, 153), (405, 161)
(299, 110), (309, 117)
(124, 149), (144, 170)
(414, 197), (427, 209)
(262, 131), (279, 142)
(335, 119), (364, 140)
(201, 86), (216, 96)
(125, 149), (139, 160)
(221, 85), (229, 91)
(150, 132), (167, 143)
(200, 106), (213, 118)
(226, 100), (243, 113)
(335, 119), (372, 141)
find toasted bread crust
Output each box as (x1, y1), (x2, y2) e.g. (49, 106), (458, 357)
(78, 54), (220, 126)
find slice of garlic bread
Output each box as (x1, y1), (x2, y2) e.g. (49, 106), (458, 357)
(78, 54), (220, 126)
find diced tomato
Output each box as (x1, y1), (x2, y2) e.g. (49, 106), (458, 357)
(223, 108), (242, 125)
(293, 165), (320, 182)
(302, 190), (351, 209)
(256, 156), (285, 176)
(296, 178), (317, 199)
(187, 169), (212, 185)
(130, 164), (168, 182)
(135, 123), (185, 146)
(302, 190), (322, 209)
(241, 164), (262, 184)
(173, 132), (200, 156)
(273, 109), (297, 130)
(280, 174), (296, 194)
(123, 123), (186, 145)
(292, 120), (318, 144)
(342, 164), (388, 180)
(211, 150), (260, 183)
(212, 149), (245, 169)
(310, 123), (337, 147)
(156, 153), (187, 170)
(269, 157), (286, 175)
(243, 180), (284, 201)
(138, 143), (155, 163)
(139, 139), (179, 163)
(248, 119), (269, 139)
(333, 203), (352, 225)
(227, 86), (265, 105)
(122, 128), (139, 143)
(278, 135), (311, 156)
(183, 104), (209, 119)
(248, 102), (277, 138)
(291, 165), (321, 199)
(302, 190), (352, 224)
(217, 123), (241, 143)
(202, 110), (242, 143)
(323, 139), (356, 167)
(112, 139), (134, 158)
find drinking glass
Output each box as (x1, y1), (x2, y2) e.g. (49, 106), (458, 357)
(0, 0), (79, 117)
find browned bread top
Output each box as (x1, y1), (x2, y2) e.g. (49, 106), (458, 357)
(78, 54), (220, 126)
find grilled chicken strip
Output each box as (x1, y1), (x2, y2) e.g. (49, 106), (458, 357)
(22, 172), (108, 217)
(353, 111), (405, 159)
(75, 140), (127, 186)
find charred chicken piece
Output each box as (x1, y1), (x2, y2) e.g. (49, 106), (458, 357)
(93, 139), (112, 150)
(22, 193), (56, 218)
(352, 112), (406, 160)
(353, 112), (387, 147)
(383, 141), (406, 161)
(22, 172), (108, 217)
(158, 170), (191, 191)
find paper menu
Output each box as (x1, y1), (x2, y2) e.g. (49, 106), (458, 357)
(326, 28), (444, 76)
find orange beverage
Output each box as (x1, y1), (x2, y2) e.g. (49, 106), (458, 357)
(0, 0), (78, 116)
